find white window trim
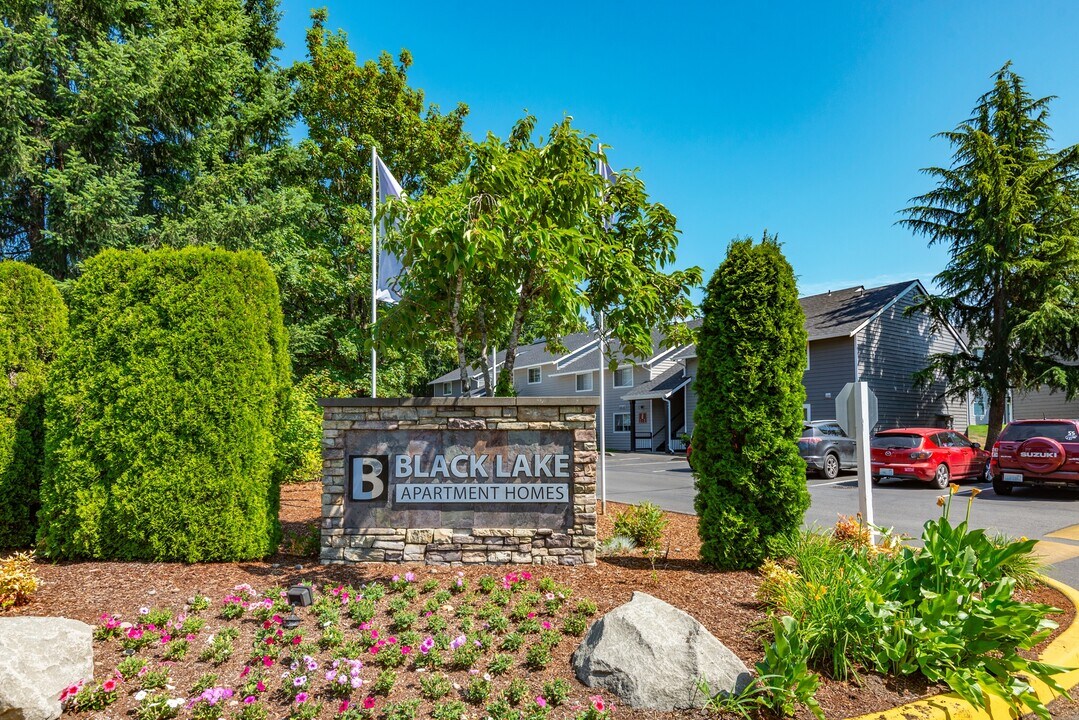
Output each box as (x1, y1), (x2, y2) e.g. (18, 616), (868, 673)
(613, 367), (634, 389)
(443, 382), (454, 396)
(803, 403), (812, 421)
(613, 412), (631, 433)
(575, 372), (593, 392)
(527, 367), (542, 384)
(806, 344), (811, 371)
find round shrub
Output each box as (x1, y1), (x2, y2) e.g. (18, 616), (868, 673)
(0, 262), (68, 548)
(38, 248), (291, 561)
(693, 234), (810, 569)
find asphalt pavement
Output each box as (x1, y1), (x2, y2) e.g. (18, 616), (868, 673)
(601, 452), (1079, 588)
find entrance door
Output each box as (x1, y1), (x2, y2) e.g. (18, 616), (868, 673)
(633, 400), (652, 451)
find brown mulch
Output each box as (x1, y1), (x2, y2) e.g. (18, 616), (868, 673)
(6, 482), (1075, 720)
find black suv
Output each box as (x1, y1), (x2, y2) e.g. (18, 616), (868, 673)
(799, 420), (857, 479)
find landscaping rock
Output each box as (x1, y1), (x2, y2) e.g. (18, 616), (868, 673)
(0, 617), (94, 720)
(571, 591), (752, 710)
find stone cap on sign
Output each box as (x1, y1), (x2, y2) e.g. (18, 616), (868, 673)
(318, 397), (600, 408)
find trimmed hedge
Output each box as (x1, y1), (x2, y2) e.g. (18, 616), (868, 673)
(693, 235), (810, 569)
(38, 248), (291, 561)
(0, 262), (68, 548)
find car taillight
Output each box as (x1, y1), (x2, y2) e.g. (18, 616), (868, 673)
(991, 443), (999, 458)
(800, 437), (822, 444)
(910, 450), (932, 460)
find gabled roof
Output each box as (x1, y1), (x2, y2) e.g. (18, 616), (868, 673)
(428, 354), (506, 387)
(801, 280), (918, 341)
(511, 331), (599, 370)
(549, 320), (700, 377)
(621, 364), (692, 400)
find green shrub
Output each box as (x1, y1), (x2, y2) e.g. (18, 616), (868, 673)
(693, 234), (809, 569)
(37, 248), (290, 561)
(612, 501), (668, 554)
(761, 494), (1066, 720)
(0, 262), (67, 548)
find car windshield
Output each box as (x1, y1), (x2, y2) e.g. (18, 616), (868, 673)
(999, 422), (1079, 443)
(872, 434), (922, 449)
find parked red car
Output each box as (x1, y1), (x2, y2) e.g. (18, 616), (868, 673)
(871, 428), (989, 489)
(989, 419), (1079, 495)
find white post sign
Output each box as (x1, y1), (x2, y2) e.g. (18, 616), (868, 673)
(836, 382), (877, 541)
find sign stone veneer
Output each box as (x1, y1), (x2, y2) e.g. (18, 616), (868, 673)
(318, 397), (598, 566)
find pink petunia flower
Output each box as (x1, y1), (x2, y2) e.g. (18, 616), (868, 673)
(295, 692), (308, 704)
(536, 697), (547, 708)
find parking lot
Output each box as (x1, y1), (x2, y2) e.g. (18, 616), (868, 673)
(603, 452), (1079, 587)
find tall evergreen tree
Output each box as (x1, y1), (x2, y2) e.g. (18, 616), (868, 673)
(901, 63), (1079, 448)
(693, 234), (809, 569)
(0, 0), (301, 278)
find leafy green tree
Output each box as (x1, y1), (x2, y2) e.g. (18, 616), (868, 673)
(287, 9), (470, 395)
(383, 115), (701, 392)
(0, 0), (299, 278)
(693, 234), (809, 569)
(901, 63), (1079, 448)
(38, 247), (290, 561)
(0, 261), (67, 547)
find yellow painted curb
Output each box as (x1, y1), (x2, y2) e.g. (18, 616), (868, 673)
(847, 575), (1079, 720)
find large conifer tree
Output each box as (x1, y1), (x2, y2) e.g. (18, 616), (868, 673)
(693, 234), (809, 569)
(901, 63), (1079, 449)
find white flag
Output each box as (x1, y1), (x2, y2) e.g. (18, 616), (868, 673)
(375, 155), (405, 303)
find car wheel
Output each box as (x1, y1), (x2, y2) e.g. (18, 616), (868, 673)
(983, 464), (993, 484)
(822, 453), (840, 480)
(931, 463), (950, 489)
(992, 478), (1013, 496)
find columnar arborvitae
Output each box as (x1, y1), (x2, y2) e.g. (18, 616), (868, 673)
(0, 262), (68, 548)
(693, 234), (809, 569)
(38, 248), (291, 561)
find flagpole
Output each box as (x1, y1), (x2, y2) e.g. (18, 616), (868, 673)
(370, 146), (378, 398)
(598, 311), (607, 516)
(596, 141), (608, 515)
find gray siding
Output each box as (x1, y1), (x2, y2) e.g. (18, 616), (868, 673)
(856, 290), (967, 429)
(684, 358), (699, 436)
(1012, 387), (1079, 420)
(511, 362), (636, 451)
(513, 366), (577, 397)
(804, 337), (856, 422)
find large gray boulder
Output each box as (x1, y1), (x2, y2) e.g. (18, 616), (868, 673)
(0, 617), (94, 720)
(571, 591), (752, 710)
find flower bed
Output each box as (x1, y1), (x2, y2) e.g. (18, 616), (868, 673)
(5, 482), (1075, 720)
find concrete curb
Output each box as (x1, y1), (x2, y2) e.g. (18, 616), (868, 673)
(848, 575), (1079, 720)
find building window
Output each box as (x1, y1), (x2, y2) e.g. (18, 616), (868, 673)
(614, 412), (631, 432)
(806, 344), (811, 371)
(576, 372), (593, 392)
(803, 403), (811, 421)
(527, 367), (541, 384)
(443, 382), (454, 396)
(613, 367), (633, 388)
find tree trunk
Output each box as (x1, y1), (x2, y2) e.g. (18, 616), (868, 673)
(985, 386), (1008, 449)
(984, 285), (1009, 449)
(497, 268), (535, 395)
(476, 305), (493, 396)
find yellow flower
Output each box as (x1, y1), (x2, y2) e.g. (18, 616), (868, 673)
(936, 495), (946, 507)
(949, 483), (960, 494)
(970, 487), (982, 498)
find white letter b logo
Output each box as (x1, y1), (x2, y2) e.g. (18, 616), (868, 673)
(350, 455), (388, 501)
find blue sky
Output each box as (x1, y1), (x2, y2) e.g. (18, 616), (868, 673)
(276, 0), (1079, 300)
